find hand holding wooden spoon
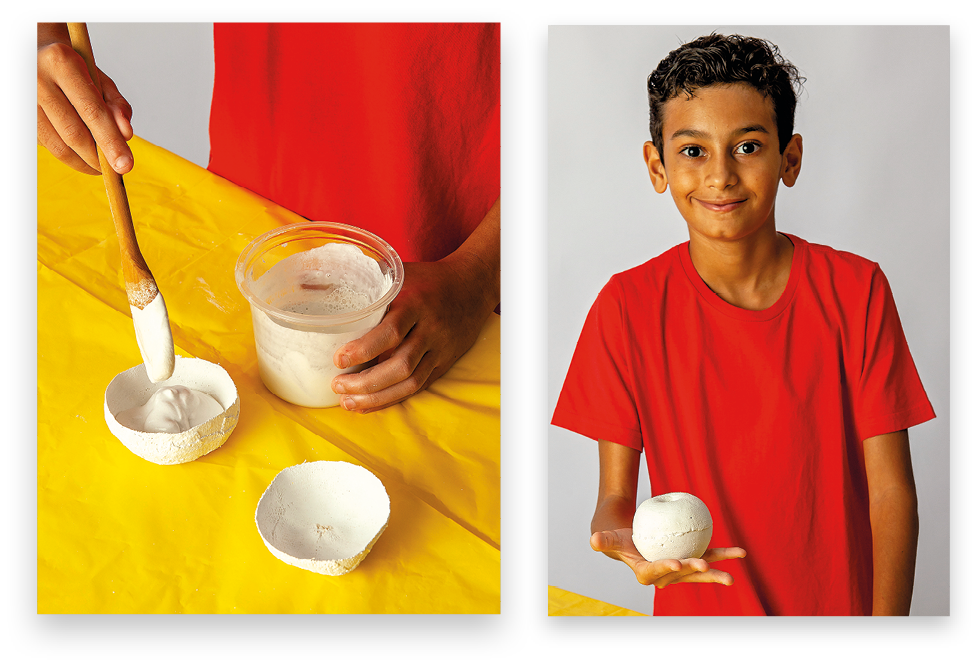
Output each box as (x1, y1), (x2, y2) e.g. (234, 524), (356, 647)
(66, 23), (175, 382)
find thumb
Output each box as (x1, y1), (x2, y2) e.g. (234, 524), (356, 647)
(108, 102), (134, 141)
(590, 530), (624, 554)
(97, 67), (134, 140)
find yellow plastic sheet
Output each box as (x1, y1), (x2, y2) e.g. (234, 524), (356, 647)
(547, 586), (647, 616)
(37, 137), (500, 613)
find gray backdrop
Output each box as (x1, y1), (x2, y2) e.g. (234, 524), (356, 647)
(547, 25), (950, 615)
(87, 23), (214, 168)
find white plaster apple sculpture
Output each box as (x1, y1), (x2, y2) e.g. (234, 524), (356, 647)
(631, 492), (713, 562)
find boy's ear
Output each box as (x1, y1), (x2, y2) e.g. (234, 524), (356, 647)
(643, 141), (669, 193)
(780, 133), (803, 187)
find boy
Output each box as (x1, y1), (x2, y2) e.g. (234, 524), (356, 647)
(552, 33), (935, 615)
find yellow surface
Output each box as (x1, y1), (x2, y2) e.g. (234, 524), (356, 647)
(37, 138), (500, 613)
(548, 586), (647, 616)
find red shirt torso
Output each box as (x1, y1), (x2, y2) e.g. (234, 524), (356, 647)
(553, 234), (935, 615)
(207, 23), (500, 263)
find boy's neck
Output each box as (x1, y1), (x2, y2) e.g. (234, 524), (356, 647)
(687, 227), (795, 311)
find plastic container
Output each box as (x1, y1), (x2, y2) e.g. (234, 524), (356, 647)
(235, 222), (403, 408)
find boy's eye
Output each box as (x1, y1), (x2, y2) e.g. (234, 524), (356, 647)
(735, 141), (760, 155)
(678, 142), (760, 158)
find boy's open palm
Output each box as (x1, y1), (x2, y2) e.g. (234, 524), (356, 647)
(590, 528), (746, 589)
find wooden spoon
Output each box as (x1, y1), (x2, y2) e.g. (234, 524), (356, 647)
(67, 22), (175, 382)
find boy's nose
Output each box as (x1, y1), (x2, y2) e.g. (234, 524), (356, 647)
(705, 153), (738, 189)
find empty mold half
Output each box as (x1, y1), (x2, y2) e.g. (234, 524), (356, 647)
(104, 356), (239, 465)
(255, 461), (390, 575)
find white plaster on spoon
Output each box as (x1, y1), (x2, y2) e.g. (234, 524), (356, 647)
(131, 291), (175, 382)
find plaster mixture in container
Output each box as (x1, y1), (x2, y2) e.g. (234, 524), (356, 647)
(261, 243), (391, 317)
(115, 384), (224, 434)
(251, 243), (391, 407)
(236, 223), (404, 408)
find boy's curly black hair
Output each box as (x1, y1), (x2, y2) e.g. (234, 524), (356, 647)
(648, 34), (804, 158)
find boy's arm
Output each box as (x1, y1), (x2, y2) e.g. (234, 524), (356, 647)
(590, 438), (642, 540)
(863, 429), (919, 616)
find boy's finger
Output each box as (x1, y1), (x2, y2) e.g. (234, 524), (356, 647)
(672, 568), (736, 587)
(37, 85), (100, 173)
(633, 558), (684, 586)
(650, 559), (710, 588)
(56, 54), (133, 173)
(37, 106), (100, 175)
(703, 547), (747, 563)
(334, 307), (417, 370)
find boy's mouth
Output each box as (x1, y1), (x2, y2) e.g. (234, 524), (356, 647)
(696, 198), (747, 212)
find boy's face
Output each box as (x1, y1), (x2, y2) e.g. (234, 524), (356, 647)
(644, 83), (802, 244)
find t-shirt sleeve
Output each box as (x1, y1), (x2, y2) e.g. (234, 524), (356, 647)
(854, 266), (936, 441)
(551, 279), (644, 450)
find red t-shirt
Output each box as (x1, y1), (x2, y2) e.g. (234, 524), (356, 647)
(207, 23), (500, 263)
(552, 234), (935, 615)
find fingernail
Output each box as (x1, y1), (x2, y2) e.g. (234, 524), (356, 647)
(114, 155), (132, 172)
(335, 354), (350, 369)
(333, 380), (345, 394)
(341, 396), (356, 410)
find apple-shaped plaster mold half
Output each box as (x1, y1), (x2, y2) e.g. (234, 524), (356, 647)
(104, 356), (239, 465)
(255, 461), (390, 575)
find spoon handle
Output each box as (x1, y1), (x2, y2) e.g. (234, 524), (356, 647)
(66, 22), (157, 308)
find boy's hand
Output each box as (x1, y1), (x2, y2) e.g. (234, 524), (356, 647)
(37, 23), (134, 175)
(590, 528), (746, 588)
(329, 258), (496, 413)
(329, 198), (500, 414)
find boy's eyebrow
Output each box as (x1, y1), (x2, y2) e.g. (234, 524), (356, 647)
(670, 125), (772, 141)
